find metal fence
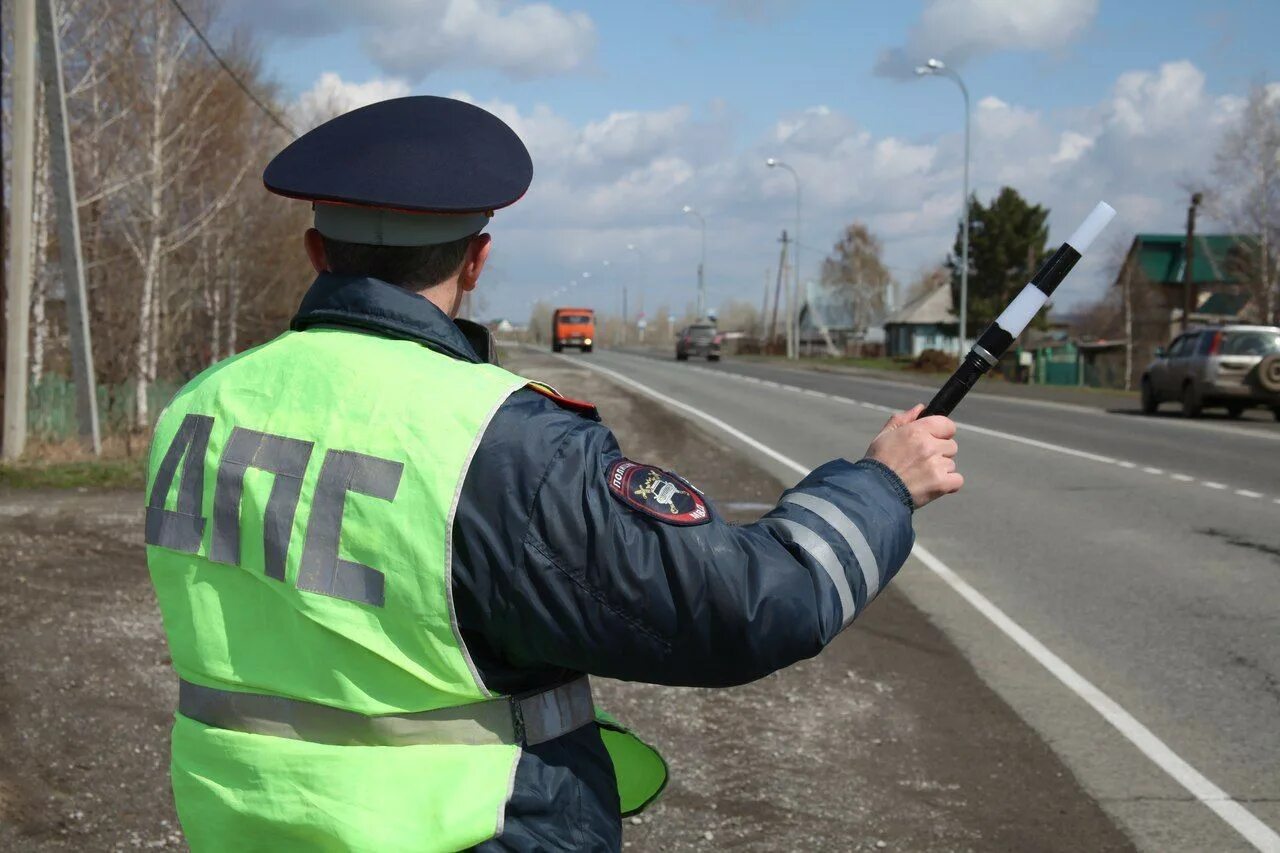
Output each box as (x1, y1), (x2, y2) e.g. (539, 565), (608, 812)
(28, 376), (182, 441)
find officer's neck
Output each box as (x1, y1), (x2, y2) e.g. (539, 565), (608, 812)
(417, 276), (464, 319)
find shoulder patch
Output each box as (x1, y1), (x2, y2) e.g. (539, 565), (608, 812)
(607, 459), (710, 526)
(526, 381), (599, 420)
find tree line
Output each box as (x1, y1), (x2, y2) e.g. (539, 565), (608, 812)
(2, 0), (310, 442)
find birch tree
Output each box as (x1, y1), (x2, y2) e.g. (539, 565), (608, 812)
(1212, 81), (1280, 325)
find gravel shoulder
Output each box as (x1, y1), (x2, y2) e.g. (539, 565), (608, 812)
(0, 349), (1133, 852)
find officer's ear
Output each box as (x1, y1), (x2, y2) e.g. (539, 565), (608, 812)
(304, 228), (330, 273)
(458, 233), (491, 292)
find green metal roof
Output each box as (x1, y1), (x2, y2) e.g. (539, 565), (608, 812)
(1131, 233), (1253, 285)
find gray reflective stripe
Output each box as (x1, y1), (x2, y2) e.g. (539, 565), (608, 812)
(781, 492), (881, 601)
(210, 427), (314, 580)
(178, 676), (595, 748)
(763, 517), (856, 628)
(145, 413), (214, 553)
(296, 449), (404, 607)
(516, 674), (594, 746)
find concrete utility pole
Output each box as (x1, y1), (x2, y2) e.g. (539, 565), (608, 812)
(1181, 192), (1203, 333)
(4, 0), (38, 461)
(38, 0), (100, 453)
(770, 230), (789, 346)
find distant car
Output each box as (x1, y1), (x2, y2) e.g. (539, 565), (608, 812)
(1141, 325), (1280, 419)
(676, 323), (721, 362)
(552, 307), (595, 353)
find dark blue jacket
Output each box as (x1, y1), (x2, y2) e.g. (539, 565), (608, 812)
(292, 275), (917, 851)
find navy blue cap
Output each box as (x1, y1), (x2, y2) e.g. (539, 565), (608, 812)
(263, 96), (532, 216)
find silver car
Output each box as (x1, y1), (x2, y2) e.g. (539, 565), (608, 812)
(1141, 325), (1280, 419)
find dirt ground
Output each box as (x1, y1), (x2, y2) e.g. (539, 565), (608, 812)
(0, 348), (1133, 852)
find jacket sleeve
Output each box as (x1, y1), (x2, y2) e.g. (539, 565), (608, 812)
(451, 388), (915, 689)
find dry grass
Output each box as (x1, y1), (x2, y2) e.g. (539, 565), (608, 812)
(1, 434), (148, 489)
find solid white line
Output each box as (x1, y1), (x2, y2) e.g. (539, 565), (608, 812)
(743, 358), (1280, 444)
(666, 355), (1277, 508)
(909, 548), (1280, 853)
(568, 353), (1280, 852)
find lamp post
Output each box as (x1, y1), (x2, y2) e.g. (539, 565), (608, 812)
(916, 57), (971, 360)
(766, 158), (802, 359)
(682, 205), (707, 318)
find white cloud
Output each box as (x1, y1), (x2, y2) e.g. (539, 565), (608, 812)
(876, 0), (1099, 78)
(368, 0), (595, 80)
(226, 0), (596, 81)
(1051, 131), (1094, 164)
(292, 73), (412, 130)
(291, 61), (1247, 321)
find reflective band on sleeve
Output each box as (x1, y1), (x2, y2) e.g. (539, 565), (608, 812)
(781, 493), (881, 602)
(516, 675), (595, 746)
(177, 676), (594, 748)
(993, 284), (1047, 337)
(763, 518), (856, 628)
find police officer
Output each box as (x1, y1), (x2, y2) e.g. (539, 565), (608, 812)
(144, 96), (961, 852)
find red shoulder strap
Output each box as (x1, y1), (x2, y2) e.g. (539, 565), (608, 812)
(526, 381), (599, 418)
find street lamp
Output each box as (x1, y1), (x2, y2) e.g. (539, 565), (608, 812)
(682, 205), (707, 318)
(916, 57), (971, 360)
(766, 158), (802, 359)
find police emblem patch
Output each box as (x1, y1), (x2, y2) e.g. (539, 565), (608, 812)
(607, 459), (710, 526)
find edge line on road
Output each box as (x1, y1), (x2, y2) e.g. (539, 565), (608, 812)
(677, 362), (1275, 507)
(559, 352), (1280, 853)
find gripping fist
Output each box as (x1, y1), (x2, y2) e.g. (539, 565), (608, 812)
(865, 404), (962, 509)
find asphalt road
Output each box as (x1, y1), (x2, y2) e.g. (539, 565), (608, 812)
(546, 347), (1280, 853)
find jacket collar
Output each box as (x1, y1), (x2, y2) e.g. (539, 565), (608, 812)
(291, 273), (496, 364)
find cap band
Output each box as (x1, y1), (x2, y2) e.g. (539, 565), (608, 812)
(314, 204), (490, 247)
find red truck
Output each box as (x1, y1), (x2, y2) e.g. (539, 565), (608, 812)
(552, 307), (595, 353)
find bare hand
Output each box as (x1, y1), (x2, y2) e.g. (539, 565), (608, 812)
(865, 404), (962, 509)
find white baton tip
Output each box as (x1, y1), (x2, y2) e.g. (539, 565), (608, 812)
(1065, 201), (1117, 254)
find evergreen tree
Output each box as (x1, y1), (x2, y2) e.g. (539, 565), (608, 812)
(949, 187), (1050, 336)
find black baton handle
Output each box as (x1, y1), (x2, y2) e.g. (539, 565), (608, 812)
(922, 351), (992, 417)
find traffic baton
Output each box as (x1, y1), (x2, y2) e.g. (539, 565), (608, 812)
(923, 201), (1117, 417)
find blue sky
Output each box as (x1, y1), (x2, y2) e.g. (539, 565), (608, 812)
(223, 0), (1280, 323)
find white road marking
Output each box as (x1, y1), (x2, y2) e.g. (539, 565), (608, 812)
(685, 360), (1278, 504)
(1236, 489), (1263, 499)
(740, 358), (1280, 443)
(568, 354), (1280, 852)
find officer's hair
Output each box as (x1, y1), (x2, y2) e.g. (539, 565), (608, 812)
(320, 234), (474, 291)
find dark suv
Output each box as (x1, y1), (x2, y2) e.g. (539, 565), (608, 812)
(1141, 325), (1280, 419)
(676, 323), (721, 361)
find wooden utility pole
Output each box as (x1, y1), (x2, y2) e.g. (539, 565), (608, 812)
(760, 268), (770, 341)
(38, 0), (100, 453)
(1181, 192), (1202, 332)
(770, 230), (789, 348)
(4, 0), (38, 461)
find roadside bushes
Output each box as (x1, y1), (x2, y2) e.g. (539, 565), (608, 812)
(912, 348), (955, 372)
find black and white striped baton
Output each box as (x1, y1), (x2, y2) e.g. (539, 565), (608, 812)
(922, 201), (1117, 417)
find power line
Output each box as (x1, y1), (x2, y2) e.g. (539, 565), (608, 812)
(167, 0), (297, 137)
